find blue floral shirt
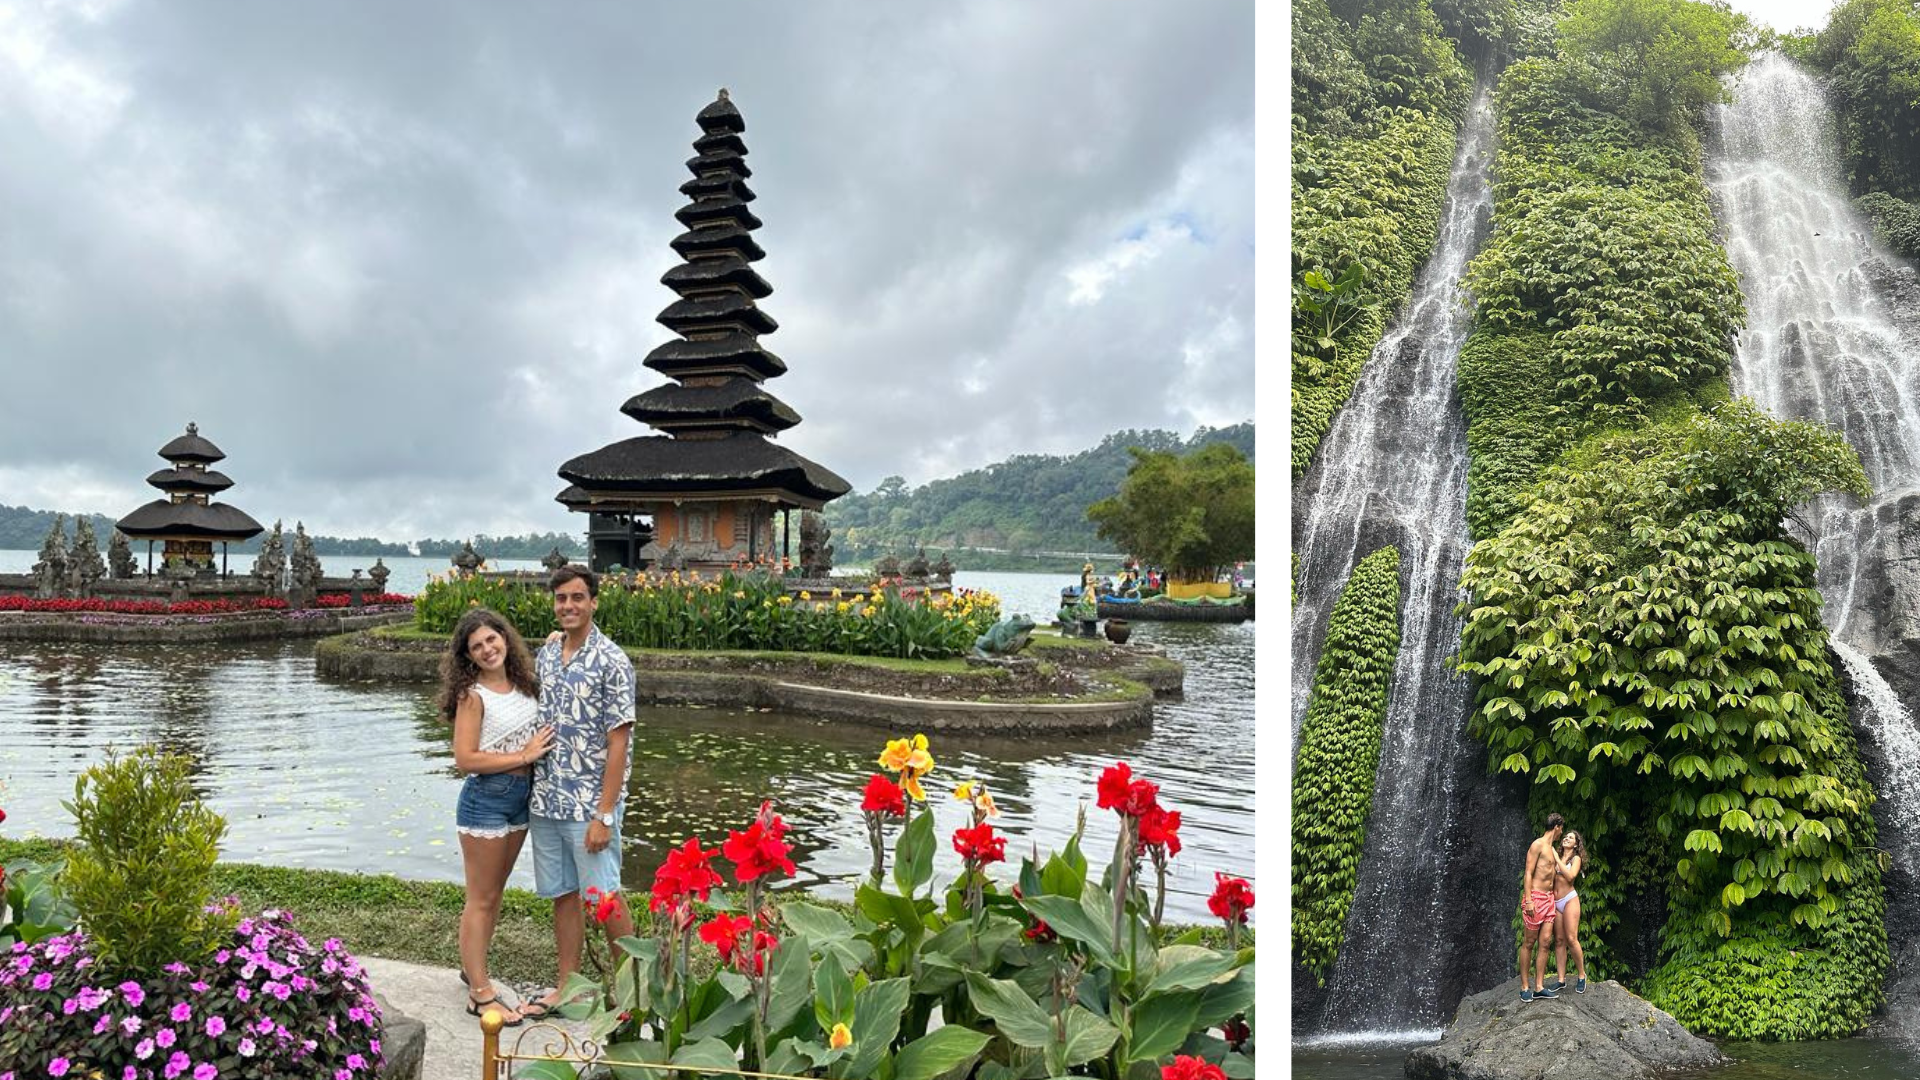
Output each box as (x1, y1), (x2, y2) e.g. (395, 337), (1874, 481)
(530, 625), (637, 820)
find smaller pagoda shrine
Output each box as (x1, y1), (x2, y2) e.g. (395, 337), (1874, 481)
(556, 89), (850, 572)
(116, 423), (266, 576)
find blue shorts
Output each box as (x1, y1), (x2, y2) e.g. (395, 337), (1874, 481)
(529, 813), (624, 900)
(456, 772), (531, 838)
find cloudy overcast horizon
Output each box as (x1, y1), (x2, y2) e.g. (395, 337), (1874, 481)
(0, 0), (1254, 542)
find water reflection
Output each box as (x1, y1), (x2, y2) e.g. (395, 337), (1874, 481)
(0, 576), (1253, 921)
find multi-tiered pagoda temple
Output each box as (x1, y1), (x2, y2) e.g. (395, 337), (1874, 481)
(116, 423), (265, 575)
(556, 89), (849, 572)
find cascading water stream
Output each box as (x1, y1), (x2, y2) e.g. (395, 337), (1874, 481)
(1292, 78), (1526, 1033)
(1711, 52), (1920, 1033)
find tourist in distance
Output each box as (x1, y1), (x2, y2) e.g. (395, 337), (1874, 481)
(1518, 812), (1566, 1001)
(520, 565), (638, 1020)
(443, 607), (554, 1025)
(1548, 830), (1587, 995)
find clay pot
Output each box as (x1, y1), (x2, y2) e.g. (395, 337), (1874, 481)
(1105, 618), (1131, 645)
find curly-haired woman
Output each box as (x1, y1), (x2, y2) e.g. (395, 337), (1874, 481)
(441, 607), (553, 1024)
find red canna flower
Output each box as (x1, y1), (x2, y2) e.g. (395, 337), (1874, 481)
(860, 774), (907, 817)
(1022, 919), (1057, 944)
(722, 800), (795, 884)
(698, 913), (754, 965)
(1138, 803), (1183, 856)
(745, 929), (780, 976)
(1207, 873), (1255, 924)
(952, 823), (1006, 865)
(1161, 1055), (1227, 1080)
(1222, 1015), (1251, 1052)
(1096, 761), (1161, 818)
(650, 836), (723, 913)
(593, 890), (623, 924)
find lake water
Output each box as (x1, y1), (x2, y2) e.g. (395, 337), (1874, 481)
(0, 563), (1252, 921)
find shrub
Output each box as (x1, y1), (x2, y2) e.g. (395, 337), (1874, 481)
(1, 798), (78, 950)
(1855, 190), (1920, 260)
(0, 908), (386, 1079)
(414, 571), (1001, 660)
(1291, 546), (1402, 983)
(62, 747), (233, 974)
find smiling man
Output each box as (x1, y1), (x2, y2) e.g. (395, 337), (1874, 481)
(523, 565), (637, 1018)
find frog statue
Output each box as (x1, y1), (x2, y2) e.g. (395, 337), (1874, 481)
(973, 614), (1037, 659)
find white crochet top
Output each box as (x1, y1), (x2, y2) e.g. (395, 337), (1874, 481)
(472, 683), (540, 757)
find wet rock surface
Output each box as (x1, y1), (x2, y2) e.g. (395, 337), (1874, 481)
(1404, 977), (1725, 1080)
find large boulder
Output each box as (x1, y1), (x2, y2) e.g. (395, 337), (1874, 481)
(1405, 978), (1725, 1080)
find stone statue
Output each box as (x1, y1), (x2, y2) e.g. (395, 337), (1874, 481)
(541, 546), (569, 572)
(251, 520), (287, 596)
(368, 557), (391, 593)
(68, 517), (106, 596)
(932, 552), (955, 580)
(798, 512), (835, 577)
(873, 553), (901, 578)
(973, 614), (1036, 658)
(658, 542), (688, 571)
(32, 516), (69, 598)
(904, 548), (931, 579)
(452, 541), (482, 573)
(290, 522), (323, 595)
(107, 529), (136, 580)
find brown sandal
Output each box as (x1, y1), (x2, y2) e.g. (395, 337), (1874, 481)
(466, 990), (524, 1026)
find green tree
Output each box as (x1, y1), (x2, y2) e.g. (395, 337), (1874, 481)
(1556, 0), (1752, 141)
(1086, 443), (1254, 581)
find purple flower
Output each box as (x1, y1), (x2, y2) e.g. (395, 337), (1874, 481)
(234, 985), (251, 1002)
(347, 1053), (367, 1070)
(237, 1037), (256, 1057)
(31, 972), (53, 991)
(48, 1060), (70, 1078)
(135, 1037), (156, 1060)
(163, 1051), (189, 1080)
(76, 985), (110, 1010)
(156, 1027), (177, 1048)
(122, 1015), (142, 1034)
(170, 1001), (192, 1023)
(119, 980), (146, 1007)
(205, 1015), (226, 1038)
(194, 1065), (217, 1080)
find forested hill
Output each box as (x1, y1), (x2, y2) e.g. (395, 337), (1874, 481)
(0, 503), (585, 560)
(824, 422), (1254, 563)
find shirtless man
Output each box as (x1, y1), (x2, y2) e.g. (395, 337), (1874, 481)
(1518, 812), (1565, 1002)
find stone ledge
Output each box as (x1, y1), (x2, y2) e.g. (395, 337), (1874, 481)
(315, 632), (1158, 733)
(0, 609), (414, 643)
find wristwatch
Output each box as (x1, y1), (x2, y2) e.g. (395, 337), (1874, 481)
(597, 811), (615, 827)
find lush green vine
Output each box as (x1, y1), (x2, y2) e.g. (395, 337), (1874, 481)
(1292, 0), (1472, 477)
(1856, 191), (1920, 261)
(1800, 0), (1920, 202)
(1292, 546), (1404, 983)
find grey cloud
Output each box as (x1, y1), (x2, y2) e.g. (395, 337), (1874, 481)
(0, 0), (1253, 539)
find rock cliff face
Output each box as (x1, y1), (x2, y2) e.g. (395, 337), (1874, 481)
(1404, 978), (1725, 1080)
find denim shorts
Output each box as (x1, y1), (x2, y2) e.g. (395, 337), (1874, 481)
(529, 813), (623, 900)
(456, 772), (531, 839)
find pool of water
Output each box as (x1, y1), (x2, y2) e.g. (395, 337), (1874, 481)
(0, 572), (1252, 921)
(1291, 1033), (1920, 1078)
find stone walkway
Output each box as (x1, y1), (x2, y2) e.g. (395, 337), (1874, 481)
(361, 956), (590, 1080)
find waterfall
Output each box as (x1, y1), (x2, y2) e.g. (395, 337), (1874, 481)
(1292, 77), (1526, 1033)
(1711, 52), (1920, 1034)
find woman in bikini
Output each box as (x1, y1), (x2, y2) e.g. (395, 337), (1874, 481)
(1550, 830), (1586, 994)
(443, 607), (554, 1024)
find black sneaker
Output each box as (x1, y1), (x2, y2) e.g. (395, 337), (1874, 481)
(1536, 984), (1557, 998)
(1545, 978), (1564, 993)
(1575, 978), (1587, 994)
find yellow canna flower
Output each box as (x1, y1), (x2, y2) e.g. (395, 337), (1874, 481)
(800, 591), (811, 601)
(953, 781), (975, 802)
(862, 605), (876, 617)
(903, 774), (927, 802)
(837, 601), (851, 613)
(831, 587), (842, 599)
(829, 1023), (853, 1050)
(734, 590), (747, 599)
(976, 790), (1000, 818)
(778, 595), (793, 605)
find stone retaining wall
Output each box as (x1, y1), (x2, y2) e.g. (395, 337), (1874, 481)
(0, 609), (414, 643)
(315, 633), (1162, 733)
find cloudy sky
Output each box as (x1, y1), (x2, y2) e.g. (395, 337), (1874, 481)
(0, 0), (1255, 540)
